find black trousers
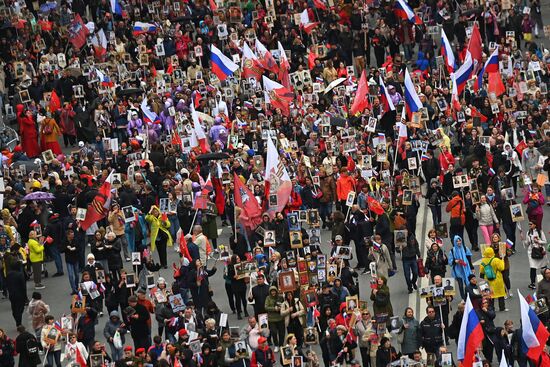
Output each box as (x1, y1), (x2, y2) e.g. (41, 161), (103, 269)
(225, 283), (236, 312)
(269, 320), (286, 347)
(234, 290), (248, 315)
(11, 299), (25, 326)
(156, 238), (168, 267)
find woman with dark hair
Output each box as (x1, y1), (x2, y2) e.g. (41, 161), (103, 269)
(281, 291), (306, 347)
(0, 329), (15, 367)
(396, 307), (420, 358)
(187, 258), (217, 317)
(375, 337), (400, 367)
(226, 254), (248, 319)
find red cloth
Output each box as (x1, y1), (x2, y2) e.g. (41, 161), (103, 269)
(17, 105), (40, 158)
(42, 141), (62, 155)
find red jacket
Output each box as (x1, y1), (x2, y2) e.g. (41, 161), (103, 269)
(336, 174), (356, 201)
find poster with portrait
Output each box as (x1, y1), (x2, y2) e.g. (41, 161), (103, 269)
(279, 270), (297, 292)
(510, 204), (524, 222)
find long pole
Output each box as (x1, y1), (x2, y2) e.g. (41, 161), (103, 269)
(188, 207), (199, 235)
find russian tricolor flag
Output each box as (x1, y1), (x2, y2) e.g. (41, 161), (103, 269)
(453, 51), (473, 95)
(404, 69), (422, 118)
(457, 296), (484, 367)
(441, 29), (455, 73)
(95, 68), (113, 87)
(140, 97), (161, 124)
(379, 76), (395, 114)
(110, 0), (123, 15)
(519, 289), (550, 363)
(210, 44), (238, 81)
(475, 48), (499, 91)
(133, 22), (157, 36)
(394, 0), (422, 25)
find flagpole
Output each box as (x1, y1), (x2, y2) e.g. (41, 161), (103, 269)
(188, 207), (199, 235)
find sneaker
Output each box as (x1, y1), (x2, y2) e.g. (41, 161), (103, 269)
(529, 284), (536, 289)
(501, 308), (509, 312)
(361, 269), (370, 275)
(274, 347), (279, 353)
(125, 257), (131, 262)
(35, 284), (45, 290)
(99, 312), (104, 317)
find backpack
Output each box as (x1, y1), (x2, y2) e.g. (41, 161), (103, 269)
(481, 258), (497, 281)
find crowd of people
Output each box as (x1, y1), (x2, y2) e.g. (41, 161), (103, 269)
(0, 0), (549, 366)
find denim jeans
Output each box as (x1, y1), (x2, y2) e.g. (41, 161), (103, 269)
(319, 202), (333, 224)
(402, 259), (418, 291)
(125, 223), (135, 253)
(66, 262), (80, 293)
(46, 349), (62, 367)
(429, 205), (442, 225)
(46, 245), (64, 274)
(109, 343), (123, 361)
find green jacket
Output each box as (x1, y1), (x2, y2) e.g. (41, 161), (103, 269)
(264, 287), (283, 322)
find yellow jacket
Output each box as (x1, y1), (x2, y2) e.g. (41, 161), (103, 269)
(28, 238), (44, 263)
(145, 206), (172, 251)
(479, 247), (506, 299)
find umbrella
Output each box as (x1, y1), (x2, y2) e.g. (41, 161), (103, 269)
(64, 67), (82, 78)
(196, 152), (230, 161)
(116, 88), (143, 97)
(39, 2), (57, 13)
(323, 77), (346, 94)
(22, 192), (55, 201)
(330, 116), (347, 127)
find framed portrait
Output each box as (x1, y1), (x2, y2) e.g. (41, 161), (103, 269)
(76, 208), (87, 221)
(304, 327), (318, 345)
(346, 295), (359, 312)
(278, 270), (297, 293)
(169, 294), (186, 312)
(42, 149), (55, 164)
(402, 190), (413, 205)
(510, 204), (524, 222)
(290, 230), (303, 249)
(71, 295), (87, 313)
(298, 272), (309, 286)
(281, 346), (293, 366)
(308, 209), (320, 226)
(335, 246), (352, 259)
(234, 263), (247, 279)
(394, 229), (408, 250)
(442, 277), (456, 296)
(131, 252), (141, 266)
(125, 273), (136, 288)
(264, 230), (275, 247)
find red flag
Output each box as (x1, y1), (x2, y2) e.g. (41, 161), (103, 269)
(80, 173), (113, 231)
(313, 0), (328, 10)
(68, 14), (90, 50)
(470, 106), (488, 122)
(487, 71), (505, 96)
(467, 23), (483, 71)
(255, 40), (279, 74)
(515, 140), (527, 155)
(263, 76), (293, 116)
(346, 155), (356, 172)
(367, 196), (384, 215)
(277, 42), (291, 89)
(350, 70), (371, 115)
(49, 90), (61, 113)
(151, 64), (157, 78)
(307, 48), (317, 70)
(209, 0), (217, 11)
(75, 346), (87, 367)
(213, 177), (225, 215)
(233, 173), (262, 230)
(166, 60), (174, 75)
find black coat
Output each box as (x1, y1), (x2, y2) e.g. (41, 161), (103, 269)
(128, 303), (151, 337)
(15, 331), (41, 367)
(250, 283), (270, 315)
(106, 238), (123, 270)
(6, 270), (26, 303)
